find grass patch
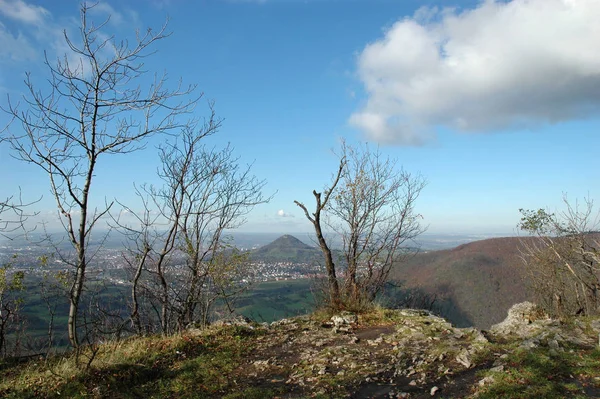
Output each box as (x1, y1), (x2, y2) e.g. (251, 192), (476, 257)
(476, 346), (600, 399)
(0, 325), (262, 399)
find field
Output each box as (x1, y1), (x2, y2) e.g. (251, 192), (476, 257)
(235, 279), (315, 322)
(6, 277), (316, 353)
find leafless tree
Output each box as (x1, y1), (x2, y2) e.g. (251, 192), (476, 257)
(294, 161), (345, 310)
(0, 191), (38, 239)
(296, 142), (426, 311)
(115, 115), (269, 334)
(519, 196), (600, 317)
(0, 160), (38, 357)
(116, 191), (154, 335)
(0, 257), (25, 357)
(3, 3), (197, 347)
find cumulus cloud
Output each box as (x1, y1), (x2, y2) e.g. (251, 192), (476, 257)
(87, 2), (126, 26)
(0, 0), (50, 63)
(0, 0), (49, 25)
(0, 1), (144, 85)
(350, 0), (600, 145)
(277, 209), (293, 217)
(0, 21), (36, 62)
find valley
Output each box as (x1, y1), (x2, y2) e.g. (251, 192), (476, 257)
(0, 231), (531, 353)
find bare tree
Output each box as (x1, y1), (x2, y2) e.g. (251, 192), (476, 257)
(3, 4), (197, 347)
(296, 142), (426, 311)
(0, 256), (25, 357)
(294, 161), (345, 310)
(0, 149), (38, 356)
(0, 191), (38, 239)
(116, 191), (154, 335)
(115, 115), (269, 334)
(519, 196), (600, 317)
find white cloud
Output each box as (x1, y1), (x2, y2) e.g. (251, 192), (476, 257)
(0, 0), (49, 25)
(0, 21), (36, 62)
(87, 2), (124, 26)
(0, 1), (144, 85)
(277, 209), (293, 217)
(351, 0), (600, 145)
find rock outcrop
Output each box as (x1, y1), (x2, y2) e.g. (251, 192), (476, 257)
(490, 301), (600, 350)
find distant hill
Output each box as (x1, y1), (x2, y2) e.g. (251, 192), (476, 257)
(251, 235), (321, 263)
(389, 236), (534, 329)
(251, 234), (538, 330)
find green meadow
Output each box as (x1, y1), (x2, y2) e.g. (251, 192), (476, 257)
(9, 277), (316, 352)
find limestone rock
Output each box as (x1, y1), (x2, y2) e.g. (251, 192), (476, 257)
(455, 350), (472, 369)
(213, 315), (254, 329)
(489, 302), (549, 337)
(331, 311), (358, 327)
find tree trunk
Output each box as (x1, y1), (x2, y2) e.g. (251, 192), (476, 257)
(130, 248), (149, 335)
(313, 213), (341, 309)
(68, 253), (85, 348)
(159, 273), (168, 334)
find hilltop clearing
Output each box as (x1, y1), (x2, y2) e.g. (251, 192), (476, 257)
(1, 303), (599, 398)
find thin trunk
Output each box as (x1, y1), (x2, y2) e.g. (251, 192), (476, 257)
(181, 249), (201, 329)
(183, 275), (198, 329)
(131, 248), (149, 335)
(313, 211), (341, 309)
(159, 269), (168, 334)
(294, 159), (345, 311)
(68, 140), (96, 348)
(68, 254), (85, 348)
(0, 318), (6, 357)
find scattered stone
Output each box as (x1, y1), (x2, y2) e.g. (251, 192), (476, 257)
(252, 360), (270, 371)
(400, 309), (432, 317)
(455, 350), (472, 369)
(590, 320), (600, 334)
(331, 312), (357, 327)
(200, 305), (600, 398)
(213, 315), (254, 329)
(271, 318), (294, 326)
(478, 376), (495, 386)
(333, 325), (353, 334)
(520, 339), (539, 349)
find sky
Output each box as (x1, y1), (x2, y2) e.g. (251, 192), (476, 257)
(1, 0), (599, 236)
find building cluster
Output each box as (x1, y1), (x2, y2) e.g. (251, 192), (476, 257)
(249, 261), (323, 281)
(1, 244), (324, 284)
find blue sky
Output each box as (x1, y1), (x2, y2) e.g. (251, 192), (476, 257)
(1, 0), (599, 235)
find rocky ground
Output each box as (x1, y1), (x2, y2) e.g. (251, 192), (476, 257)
(189, 302), (600, 398)
(1, 302), (599, 398)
